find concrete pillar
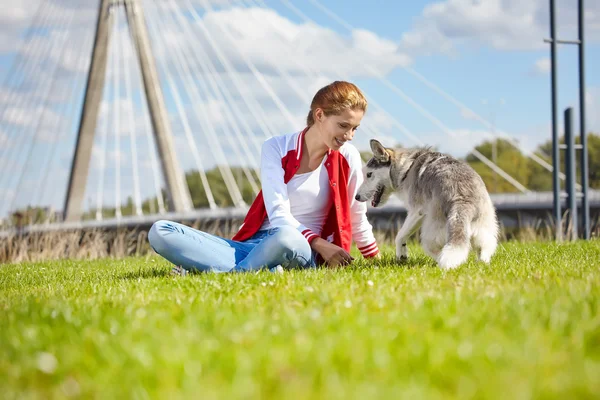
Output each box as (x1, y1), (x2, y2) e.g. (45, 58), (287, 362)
(63, 0), (114, 222)
(124, 0), (193, 212)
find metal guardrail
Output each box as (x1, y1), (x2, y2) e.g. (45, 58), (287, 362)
(1, 191), (599, 237)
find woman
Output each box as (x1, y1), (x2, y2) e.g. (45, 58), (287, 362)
(148, 81), (380, 274)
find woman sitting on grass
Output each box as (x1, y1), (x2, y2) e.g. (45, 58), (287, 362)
(148, 80), (380, 274)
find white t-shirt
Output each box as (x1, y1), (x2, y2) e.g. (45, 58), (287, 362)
(260, 157), (330, 234)
(242, 129), (378, 258)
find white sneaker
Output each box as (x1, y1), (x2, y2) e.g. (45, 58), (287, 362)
(270, 265), (284, 274)
(171, 265), (189, 276)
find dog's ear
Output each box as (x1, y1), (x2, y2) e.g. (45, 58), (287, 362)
(370, 139), (390, 162)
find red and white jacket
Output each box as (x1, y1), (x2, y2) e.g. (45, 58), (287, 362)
(232, 128), (379, 259)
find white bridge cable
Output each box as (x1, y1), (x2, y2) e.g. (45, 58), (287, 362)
(0, 40), (73, 179)
(401, 69), (579, 190)
(0, 2), (68, 174)
(155, 3), (246, 207)
(35, 30), (95, 213)
(143, 2), (218, 209)
(123, 10), (143, 217)
(0, 0), (54, 164)
(241, 0), (404, 148)
(95, 107), (111, 220)
(3, 10), (77, 217)
(126, 12), (167, 215)
(30, 30), (93, 210)
(126, 0), (193, 212)
(95, 16), (114, 221)
(5, 32), (78, 218)
(0, 8), (78, 216)
(306, 0), (563, 186)
(150, 1), (246, 207)
(300, 0), (530, 193)
(271, 0), (424, 149)
(124, 1), (167, 215)
(141, 103), (167, 214)
(240, 0), (391, 147)
(226, 0), (313, 103)
(113, 7), (123, 220)
(0, 0), (54, 118)
(0, 0), (50, 94)
(163, 0), (261, 196)
(167, 0), (263, 179)
(283, 0), (529, 194)
(379, 77), (530, 193)
(183, 0), (288, 140)
(41, 36), (96, 221)
(198, 0), (302, 131)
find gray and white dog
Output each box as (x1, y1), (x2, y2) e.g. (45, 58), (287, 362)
(356, 139), (499, 270)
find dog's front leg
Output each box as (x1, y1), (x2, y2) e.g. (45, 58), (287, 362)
(395, 210), (423, 261)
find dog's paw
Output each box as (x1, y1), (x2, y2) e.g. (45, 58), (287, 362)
(437, 245), (469, 270)
(396, 243), (408, 262)
(478, 253), (492, 264)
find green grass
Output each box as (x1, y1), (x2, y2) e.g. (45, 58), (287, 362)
(1, 240), (600, 399)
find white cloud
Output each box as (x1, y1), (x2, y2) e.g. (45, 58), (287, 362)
(0, 129), (9, 147)
(362, 109), (395, 132)
(399, 0), (600, 55)
(91, 145), (130, 171)
(437, 86), (600, 160)
(0, 1), (429, 212)
(532, 57), (550, 76)
(2, 104), (63, 132)
(148, 5), (411, 78)
(0, 0), (97, 54)
(1, 3), (409, 144)
(49, 30), (94, 74)
(97, 98), (151, 139)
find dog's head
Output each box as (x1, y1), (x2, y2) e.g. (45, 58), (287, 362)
(355, 139), (395, 207)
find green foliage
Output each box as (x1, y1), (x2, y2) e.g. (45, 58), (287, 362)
(464, 133), (600, 193)
(529, 133), (600, 190)
(7, 206), (57, 227)
(466, 139), (532, 193)
(359, 151), (372, 163)
(186, 166), (259, 208)
(1, 241), (599, 398)
(8, 134), (600, 225)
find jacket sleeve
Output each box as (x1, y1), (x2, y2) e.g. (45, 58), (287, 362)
(260, 138), (320, 243)
(346, 145), (380, 258)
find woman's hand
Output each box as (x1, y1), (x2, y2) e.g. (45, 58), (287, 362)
(310, 238), (354, 267)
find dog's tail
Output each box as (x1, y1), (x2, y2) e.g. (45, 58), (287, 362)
(472, 198), (499, 264)
(438, 203), (472, 270)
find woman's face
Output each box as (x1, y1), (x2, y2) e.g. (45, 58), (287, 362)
(315, 107), (364, 150)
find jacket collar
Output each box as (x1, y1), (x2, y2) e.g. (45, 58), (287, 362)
(295, 127), (307, 161)
(295, 126), (333, 165)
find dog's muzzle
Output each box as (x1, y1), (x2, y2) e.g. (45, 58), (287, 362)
(371, 186), (385, 207)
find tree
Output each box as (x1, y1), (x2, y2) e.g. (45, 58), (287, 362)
(532, 132), (600, 190)
(464, 133), (600, 193)
(360, 151), (373, 163)
(186, 166), (259, 208)
(465, 139), (532, 193)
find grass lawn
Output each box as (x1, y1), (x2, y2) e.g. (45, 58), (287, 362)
(1, 240), (600, 399)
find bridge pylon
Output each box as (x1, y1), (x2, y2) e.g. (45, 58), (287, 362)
(63, 0), (193, 222)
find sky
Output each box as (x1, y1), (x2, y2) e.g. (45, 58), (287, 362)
(0, 0), (599, 216)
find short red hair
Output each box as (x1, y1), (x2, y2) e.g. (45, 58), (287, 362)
(306, 81), (368, 126)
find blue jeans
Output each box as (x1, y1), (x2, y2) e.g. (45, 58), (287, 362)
(148, 220), (317, 273)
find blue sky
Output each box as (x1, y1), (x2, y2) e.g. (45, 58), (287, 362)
(0, 0), (599, 216)
(263, 0), (600, 151)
